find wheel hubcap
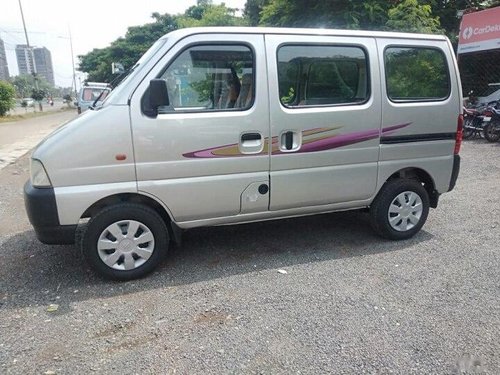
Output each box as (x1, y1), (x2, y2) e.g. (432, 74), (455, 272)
(97, 220), (155, 271)
(388, 191), (423, 232)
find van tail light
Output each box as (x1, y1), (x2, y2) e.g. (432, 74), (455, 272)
(455, 114), (463, 155)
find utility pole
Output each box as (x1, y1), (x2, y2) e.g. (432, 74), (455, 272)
(68, 26), (78, 99)
(18, 0), (39, 90)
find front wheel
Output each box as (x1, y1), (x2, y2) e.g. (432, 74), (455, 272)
(483, 122), (500, 142)
(81, 203), (169, 280)
(369, 179), (430, 240)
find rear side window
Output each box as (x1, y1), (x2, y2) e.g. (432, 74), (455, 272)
(277, 45), (369, 107)
(385, 47), (450, 101)
(159, 44), (254, 112)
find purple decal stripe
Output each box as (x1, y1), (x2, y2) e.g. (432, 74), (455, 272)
(183, 123), (411, 158)
(277, 123), (411, 154)
(294, 129), (380, 153)
(183, 142), (243, 158)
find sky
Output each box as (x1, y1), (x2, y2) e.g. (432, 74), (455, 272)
(0, 0), (246, 88)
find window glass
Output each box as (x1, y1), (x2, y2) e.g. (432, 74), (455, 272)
(385, 47), (450, 101)
(277, 45), (369, 107)
(159, 45), (254, 111)
(82, 88), (107, 101)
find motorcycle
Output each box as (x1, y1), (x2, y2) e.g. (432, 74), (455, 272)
(482, 101), (500, 142)
(463, 106), (486, 139)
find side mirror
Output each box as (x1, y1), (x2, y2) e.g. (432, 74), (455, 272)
(149, 79), (169, 109)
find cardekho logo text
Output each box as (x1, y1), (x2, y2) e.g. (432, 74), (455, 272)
(462, 23), (500, 40)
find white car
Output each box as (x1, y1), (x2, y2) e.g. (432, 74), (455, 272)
(476, 83), (500, 106)
(21, 98), (35, 107)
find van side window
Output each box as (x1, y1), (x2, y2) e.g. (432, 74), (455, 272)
(385, 47), (450, 101)
(159, 45), (254, 112)
(277, 45), (369, 107)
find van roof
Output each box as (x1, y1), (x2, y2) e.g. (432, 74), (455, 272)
(161, 26), (449, 42)
(84, 82), (109, 87)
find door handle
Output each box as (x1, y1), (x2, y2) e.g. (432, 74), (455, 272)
(280, 131), (300, 151)
(239, 132), (263, 154)
(241, 132), (261, 142)
(285, 131), (293, 150)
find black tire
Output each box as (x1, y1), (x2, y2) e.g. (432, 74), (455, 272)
(483, 122), (500, 142)
(369, 178), (430, 240)
(81, 203), (169, 280)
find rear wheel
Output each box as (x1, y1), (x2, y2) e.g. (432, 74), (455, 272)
(81, 203), (169, 280)
(370, 178), (430, 240)
(483, 122), (500, 142)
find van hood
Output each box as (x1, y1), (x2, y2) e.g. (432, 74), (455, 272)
(32, 105), (136, 187)
(33, 110), (96, 153)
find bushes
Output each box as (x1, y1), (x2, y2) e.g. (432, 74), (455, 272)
(0, 81), (16, 116)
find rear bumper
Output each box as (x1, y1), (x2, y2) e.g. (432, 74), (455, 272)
(24, 181), (76, 245)
(448, 154), (460, 191)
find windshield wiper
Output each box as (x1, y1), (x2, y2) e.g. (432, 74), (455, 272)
(89, 86), (111, 110)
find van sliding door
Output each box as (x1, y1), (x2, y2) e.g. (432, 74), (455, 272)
(265, 35), (382, 211)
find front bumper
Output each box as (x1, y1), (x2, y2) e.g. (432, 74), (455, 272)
(24, 181), (76, 245)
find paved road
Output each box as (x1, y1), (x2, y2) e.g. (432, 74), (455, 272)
(0, 138), (499, 374)
(0, 110), (77, 170)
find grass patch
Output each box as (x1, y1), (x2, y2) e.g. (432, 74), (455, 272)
(0, 107), (75, 124)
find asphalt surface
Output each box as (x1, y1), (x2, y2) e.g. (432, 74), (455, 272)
(0, 137), (499, 374)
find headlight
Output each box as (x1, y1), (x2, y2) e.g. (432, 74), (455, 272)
(30, 159), (52, 187)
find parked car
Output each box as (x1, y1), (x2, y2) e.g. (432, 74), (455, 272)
(25, 27), (463, 280)
(21, 98), (35, 107)
(476, 83), (500, 106)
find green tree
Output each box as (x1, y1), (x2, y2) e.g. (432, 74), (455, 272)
(259, 0), (391, 29)
(79, 12), (179, 82)
(180, 7), (244, 27)
(79, 3), (243, 82)
(11, 74), (33, 98)
(244, 0), (270, 26)
(426, 0), (500, 43)
(11, 74), (56, 98)
(31, 88), (46, 112)
(386, 0), (442, 33)
(0, 81), (16, 116)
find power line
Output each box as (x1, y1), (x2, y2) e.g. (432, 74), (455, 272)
(0, 27), (25, 44)
(0, 26), (46, 34)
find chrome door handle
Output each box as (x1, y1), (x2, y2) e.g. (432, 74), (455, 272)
(239, 132), (263, 154)
(280, 130), (301, 151)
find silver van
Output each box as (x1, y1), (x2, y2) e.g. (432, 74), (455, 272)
(24, 27), (462, 280)
(76, 82), (110, 114)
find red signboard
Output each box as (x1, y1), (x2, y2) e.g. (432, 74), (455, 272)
(458, 6), (500, 54)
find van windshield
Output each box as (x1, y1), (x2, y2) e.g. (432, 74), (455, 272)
(99, 38), (168, 106)
(82, 87), (109, 102)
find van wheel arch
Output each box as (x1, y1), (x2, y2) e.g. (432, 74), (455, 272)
(80, 193), (182, 244)
(384, 167), (438, 208)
